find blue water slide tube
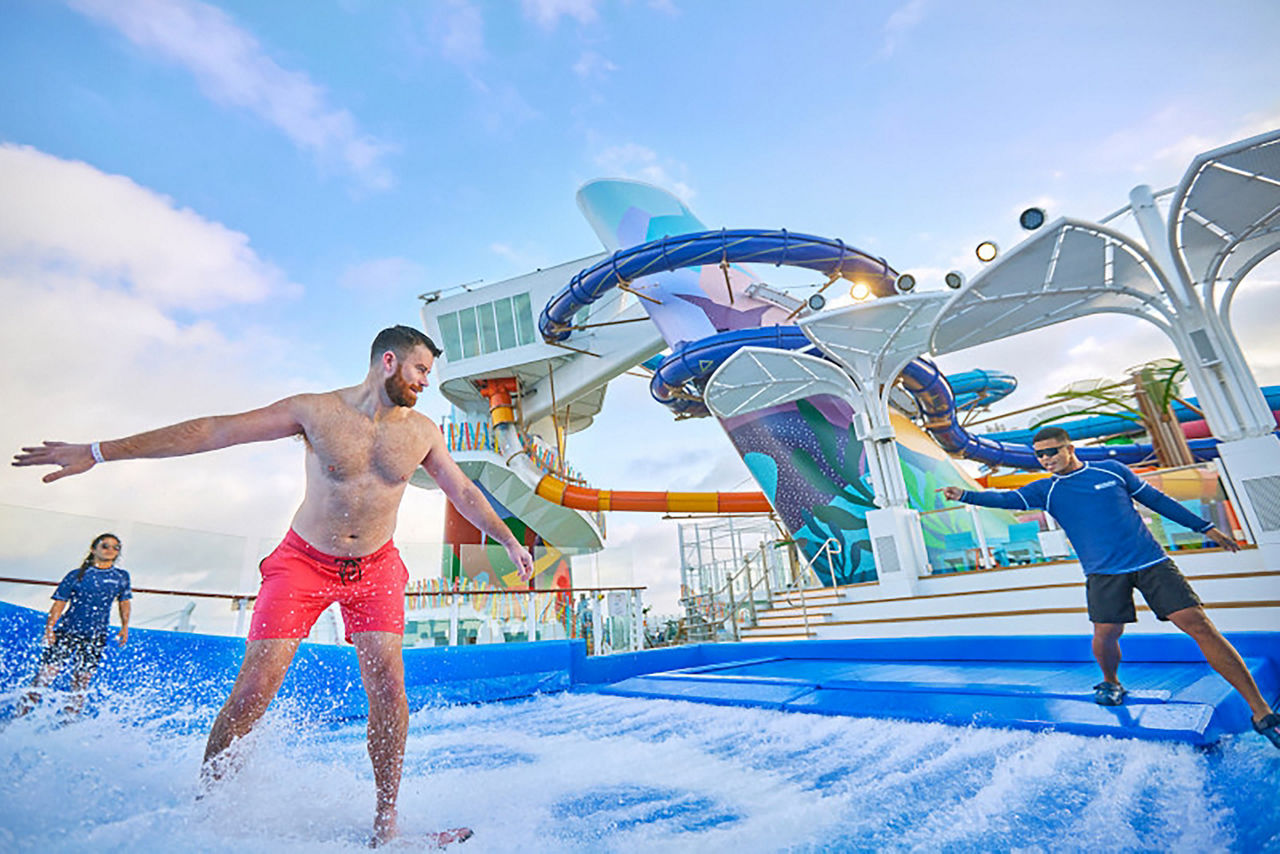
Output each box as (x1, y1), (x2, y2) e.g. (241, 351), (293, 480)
(898, 358), (1223, 468)
(945, 369), (1017, 412)
(650, 326), (819, 416)
(648, 330), (1016, 418)
(647, 326), (1229, 468)
(982, 386), (1280, 445)
(539, 229), (896, 343)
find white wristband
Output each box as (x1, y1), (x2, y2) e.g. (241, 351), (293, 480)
(90, 442), (105, 464)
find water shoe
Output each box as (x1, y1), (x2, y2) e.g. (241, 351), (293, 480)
(1254, 712), (1280, 749)
(1093, 681), (1126, 706)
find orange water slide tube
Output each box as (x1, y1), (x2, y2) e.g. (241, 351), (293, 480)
(476, 379), (772, 514)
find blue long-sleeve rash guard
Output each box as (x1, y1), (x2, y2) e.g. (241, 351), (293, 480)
(959, 460), (1213, 575)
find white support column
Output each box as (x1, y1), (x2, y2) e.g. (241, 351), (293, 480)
(865, 506), (927, 597)
(1131, 185), (1276, 441)
(1214, 436), (1280, 565)
(1130, 184), (1280, 537)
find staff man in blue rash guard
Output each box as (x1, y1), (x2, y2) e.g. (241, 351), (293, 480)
(941, 426), (1280, 748)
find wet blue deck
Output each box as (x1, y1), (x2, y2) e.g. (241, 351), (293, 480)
(580, 635), (1280, 745)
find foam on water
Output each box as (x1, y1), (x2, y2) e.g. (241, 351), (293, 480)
(2, 688), (1278, 852)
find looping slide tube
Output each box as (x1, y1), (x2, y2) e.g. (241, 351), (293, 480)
(538, 228), (897, 343)
(651, 326), (818, 416)
(897, 358), (1223, 468)
(638, 328), (1226, 470)
(476, 379), (772, 514)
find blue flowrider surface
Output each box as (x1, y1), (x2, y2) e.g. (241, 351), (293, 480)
(582, 636), (1280, 746)
(3, 599), (1275, 745)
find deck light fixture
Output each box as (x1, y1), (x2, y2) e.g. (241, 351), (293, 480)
(976, 241), (999, 263)
(1019, 207), (1046, 230)
(895, 273), (916, 293)
(944, 270), (965, 289)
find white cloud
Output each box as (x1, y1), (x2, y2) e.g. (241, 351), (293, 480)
(69, 0), (395, 189)
(880, 0), (927, 57)
(0, 146), (459, 617)
(520, 0), (599, 29)
(488, 241), (551, 271)
(0, 144), (293, 310)
(592, 143), (695, 201)
(1092, 107), (1280, 184)
(339, 256), (427, 294)
(573, 50), (618, 80)
(429, 0), (487, 68)
(0, 146), (314, 593)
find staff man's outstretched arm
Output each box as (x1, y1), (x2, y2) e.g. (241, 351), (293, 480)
(12, 399), (306, 483)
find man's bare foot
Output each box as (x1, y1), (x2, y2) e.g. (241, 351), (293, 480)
(369, 807), (398, 848)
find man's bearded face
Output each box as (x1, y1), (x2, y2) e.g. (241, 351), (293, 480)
(385, 368), (419, 408)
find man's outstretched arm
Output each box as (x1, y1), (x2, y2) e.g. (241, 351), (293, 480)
(940, 484), (1033, 509)
(1128, 477), (1241, 552)
(420, 422), (535, 582)
(12, 398), (305, 483)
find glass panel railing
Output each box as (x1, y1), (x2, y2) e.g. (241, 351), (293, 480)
(918, 461), (1246, 576)
(1135, 461), (1244, 551)
(0, 504), (644, 655)
(919, 503), (1077, 574)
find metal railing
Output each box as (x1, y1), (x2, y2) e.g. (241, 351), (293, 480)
(777, 537), (842, 637)
(678, 536), (841, 642)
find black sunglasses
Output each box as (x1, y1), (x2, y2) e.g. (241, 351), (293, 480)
(1033, 446), (1066, 459)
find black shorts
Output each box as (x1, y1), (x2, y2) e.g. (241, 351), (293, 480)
(1085, 559), (1202, 623)
(38, 632), (107, 674)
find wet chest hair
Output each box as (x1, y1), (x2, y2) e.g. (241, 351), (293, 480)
(308, 411), (426, 482)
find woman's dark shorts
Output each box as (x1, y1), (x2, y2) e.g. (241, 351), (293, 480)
(38, 632), (107, 674)
(1085, 559), (1202, 623)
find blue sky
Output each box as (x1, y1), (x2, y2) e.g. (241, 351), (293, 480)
(3, 0), (1279, 613)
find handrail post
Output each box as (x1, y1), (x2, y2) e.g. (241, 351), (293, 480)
(526, 590), (537, 642)
(829, 537), (839, 591)
(630, 588), (642, 652)
(449, 581), (460, 647)
(233, 596), (249, 637)
(727, 574), (738, 641)
(968, 504), (992, 568)
(800, 581), (810, 637)
(591, 593), (604, 654)
(760, 543), (772, 603)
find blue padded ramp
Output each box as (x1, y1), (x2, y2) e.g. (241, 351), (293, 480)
(586, 635), (1280, 746)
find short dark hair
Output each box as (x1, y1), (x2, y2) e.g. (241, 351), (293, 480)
(370, 325), (441, 364)
(1032, 425), (1070, 444)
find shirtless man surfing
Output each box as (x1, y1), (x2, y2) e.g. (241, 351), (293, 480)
(13, 324), (535, 845)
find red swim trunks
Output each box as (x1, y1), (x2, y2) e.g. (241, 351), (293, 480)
(248, 530), (408, 643)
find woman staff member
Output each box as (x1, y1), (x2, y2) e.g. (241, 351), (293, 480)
(23, 532), (132, 715)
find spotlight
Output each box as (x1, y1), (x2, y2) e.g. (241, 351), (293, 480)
(849, 282), (871, 301)
(806, 293), (827, 311)
(1019, 207), (1046, 230)
(895, 273), (916, 293)
(944, 270), (965, 290)
(975, 241), (998, 263)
